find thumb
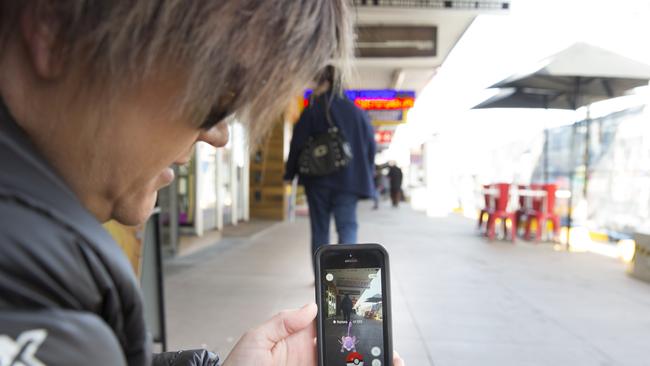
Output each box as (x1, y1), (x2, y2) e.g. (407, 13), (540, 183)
(256, 303), (317, 346)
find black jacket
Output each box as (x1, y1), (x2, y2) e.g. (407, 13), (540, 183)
(341, 296), (353, 313)
(284, 92), (376, 198)
(0, 103), (218, 366)
(387, 166), (403, 191)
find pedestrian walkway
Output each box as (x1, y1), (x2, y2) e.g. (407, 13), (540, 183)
(164, 202), (650, 365)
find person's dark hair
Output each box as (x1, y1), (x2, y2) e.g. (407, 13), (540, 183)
(316, 65), (338, 93)
(0, 0), (353, 143)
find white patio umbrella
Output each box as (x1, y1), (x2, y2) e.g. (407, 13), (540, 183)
(482, 42), (650, 240)
(473, 87), (569, 183)
(492, 42), (650, 106)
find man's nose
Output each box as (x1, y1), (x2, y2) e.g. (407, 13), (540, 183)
(198, 122), (230, 148)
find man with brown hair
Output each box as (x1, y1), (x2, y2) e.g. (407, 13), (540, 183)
(0, 1), (410, 366)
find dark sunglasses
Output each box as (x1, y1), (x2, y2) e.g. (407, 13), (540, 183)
(200, 91), (237, 129)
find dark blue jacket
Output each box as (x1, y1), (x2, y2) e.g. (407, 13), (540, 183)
(284, 92), (376, 198)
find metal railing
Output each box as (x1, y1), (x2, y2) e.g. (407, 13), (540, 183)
(353, 0), (510, 10)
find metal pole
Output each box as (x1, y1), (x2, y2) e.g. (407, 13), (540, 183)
(543, 95), (550, 184)
(566, 124), (576, 247)
(168, 168), (179, 255)
(566, 77), (582, 248)
(215, 148), (224, 231)
(230, 122), (238, 226)
(583, 107), (591, 197)
(153, 210), (168, 352)
(194, 147), (204, 236)
(543, 129), (550, 183)
(243, 129), (250, 222)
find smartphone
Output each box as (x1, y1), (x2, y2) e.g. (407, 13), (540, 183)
(315, 244), (393, 366)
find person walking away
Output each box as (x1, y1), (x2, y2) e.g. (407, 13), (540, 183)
(341, 294), (354, 324)
(284, 67), (376, 254)
(387, 162), (403, 207)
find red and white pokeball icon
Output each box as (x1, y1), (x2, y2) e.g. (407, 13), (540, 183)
(346, 352), (364, 366)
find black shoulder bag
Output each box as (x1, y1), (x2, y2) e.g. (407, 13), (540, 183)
(298, 100), (353, 177)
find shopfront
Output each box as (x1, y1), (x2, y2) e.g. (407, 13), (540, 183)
(159, 118), (250, 254)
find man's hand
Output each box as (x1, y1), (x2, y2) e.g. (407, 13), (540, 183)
(223, 303), (406, 366)
(223, 304), (318, 365)
(394, 351), (405, 366)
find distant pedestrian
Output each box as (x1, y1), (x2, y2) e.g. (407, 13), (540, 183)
(372, 165), (383, 209)
(285, 67), (376, 253)
(341, 294), (353, 323)
(387, 162), (403, 207)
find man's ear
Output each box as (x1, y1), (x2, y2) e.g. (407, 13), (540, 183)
(20, 1), (64, 79)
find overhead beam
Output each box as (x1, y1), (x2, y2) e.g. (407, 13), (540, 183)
(391, 69), (406, 90)
(353, 0), (510, 11)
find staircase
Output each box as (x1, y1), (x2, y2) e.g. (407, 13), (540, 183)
(249, 120), (289, 220)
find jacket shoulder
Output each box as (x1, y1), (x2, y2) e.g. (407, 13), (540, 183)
(0, 199), (101, 310)
(0, 309), (128, 366)
(0, 198), (152, 365)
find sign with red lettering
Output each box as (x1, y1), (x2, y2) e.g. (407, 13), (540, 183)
(303, 89), (415, 112)
(355, 97), (414, 110)
(375, 130), (394, 145)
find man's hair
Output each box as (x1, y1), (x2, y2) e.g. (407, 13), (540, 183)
(0, 0), (353, 142)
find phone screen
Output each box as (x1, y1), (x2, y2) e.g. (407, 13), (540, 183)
(320, 249), (389, 366)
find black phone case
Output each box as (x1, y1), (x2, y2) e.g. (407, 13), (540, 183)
(314, 243), (394, 366)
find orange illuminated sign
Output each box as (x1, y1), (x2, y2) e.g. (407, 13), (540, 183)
(303, 90), (416, 111)
(355, 98), (415, 110)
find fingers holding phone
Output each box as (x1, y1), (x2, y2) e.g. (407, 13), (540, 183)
(393, 351), (405, 366)
(223, 304), (318, 366)
(223, 243), (402, 366)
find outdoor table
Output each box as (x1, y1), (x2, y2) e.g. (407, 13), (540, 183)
(480, 186), (572, 240)
(482, 187), (500, 196)
(516, 188), (547, 214)
(480, 187), (571, 205)
(481, 187), (547, 212)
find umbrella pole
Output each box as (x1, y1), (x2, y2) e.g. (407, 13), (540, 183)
(543, 97), (550, 184)
(567, 124), (576, 248)
(566, 78), (582, 248)
(583, 107), (591, 197)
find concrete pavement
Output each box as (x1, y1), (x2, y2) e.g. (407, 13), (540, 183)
(164, 202), (650, 365)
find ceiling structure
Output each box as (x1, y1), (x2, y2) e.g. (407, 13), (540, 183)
(350, 1), (511, 95)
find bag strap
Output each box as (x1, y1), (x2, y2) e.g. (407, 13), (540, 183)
(324, 96), (337, 132)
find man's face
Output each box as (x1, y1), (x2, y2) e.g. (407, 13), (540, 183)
(94, 75), (230, 225)
(1, 8), (232, 226)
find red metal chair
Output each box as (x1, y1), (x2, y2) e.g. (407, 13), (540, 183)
(514, 184), (528, 234)
(522, 183), (543, 228)
(477, 184), (491, 231)
(524, 184), (560, 241)
(486, 183), (517, 242)
(529, 183), (544, 213)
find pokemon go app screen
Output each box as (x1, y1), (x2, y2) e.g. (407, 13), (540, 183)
(322, 268), (384, 366)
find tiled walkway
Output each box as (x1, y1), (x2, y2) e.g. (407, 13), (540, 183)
(164, 202), (650, 365)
